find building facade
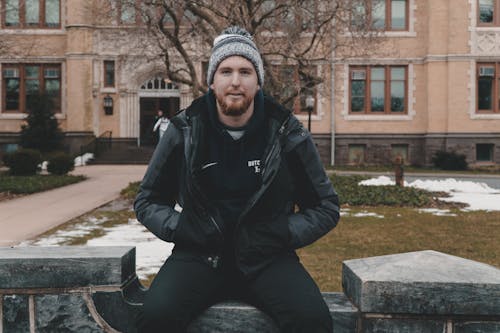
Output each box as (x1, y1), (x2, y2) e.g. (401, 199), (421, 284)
(1, 0), (500, 167)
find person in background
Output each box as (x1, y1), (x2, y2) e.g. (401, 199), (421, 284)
(135, 26), (340, 332)
(152, 109), (170, 140)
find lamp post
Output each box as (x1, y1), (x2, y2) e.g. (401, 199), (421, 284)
(305, 94), (315, 132)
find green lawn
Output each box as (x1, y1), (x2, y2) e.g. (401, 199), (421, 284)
(298, 206), (500, 291)
(0, 172), (86, 197)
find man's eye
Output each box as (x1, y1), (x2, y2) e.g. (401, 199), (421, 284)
(221, 70), (231, 75)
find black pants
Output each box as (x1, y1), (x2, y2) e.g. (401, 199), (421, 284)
(136, 251), (332, 333)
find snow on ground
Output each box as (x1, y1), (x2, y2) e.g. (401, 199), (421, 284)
(417, 208), (458, 217)
(86, 219), (172, 278)
(359, 176), (500, 211)
(74, 153), (94, 166)
(351, 211), (384, 218)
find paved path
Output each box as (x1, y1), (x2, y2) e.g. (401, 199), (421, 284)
(0, 165), (147, 247)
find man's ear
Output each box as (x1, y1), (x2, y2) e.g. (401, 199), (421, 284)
(210, 83), (214, 90)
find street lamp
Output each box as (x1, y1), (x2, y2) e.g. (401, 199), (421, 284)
(305, 94), (315, 132)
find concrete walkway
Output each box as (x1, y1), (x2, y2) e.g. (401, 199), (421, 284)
(0, 164), (147, 247)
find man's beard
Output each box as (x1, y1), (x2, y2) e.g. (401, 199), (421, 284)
(215, 92), (254, 116)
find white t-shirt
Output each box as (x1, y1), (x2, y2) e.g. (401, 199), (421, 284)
(153, 117), (170, 138)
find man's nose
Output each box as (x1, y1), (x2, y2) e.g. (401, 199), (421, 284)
(231, 73), (241, 86)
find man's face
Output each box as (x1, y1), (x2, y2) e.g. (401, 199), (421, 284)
(210, 56), (259, 117)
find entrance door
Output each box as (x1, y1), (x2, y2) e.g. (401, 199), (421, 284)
(139, 97), (179, 146)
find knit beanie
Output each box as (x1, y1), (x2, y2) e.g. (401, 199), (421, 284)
(206, 26), (264, 87)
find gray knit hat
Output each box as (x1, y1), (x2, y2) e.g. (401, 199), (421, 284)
(207, 26), (264, 86)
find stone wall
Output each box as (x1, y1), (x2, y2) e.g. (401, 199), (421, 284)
(1, 247), (499, 332)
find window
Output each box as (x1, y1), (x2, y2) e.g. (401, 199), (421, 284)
(477, 63), (500, 113)
(117, 0), (139, 25)
(391, 144), (408, 163)
(2, 64), (61, 113)
(348, 144), (366, 165)
(266, 64), (318, 114)
(104, 61), (115, 87)
(350, 65), (407, 114)
(351, 0), (408, 31)
(2, 0), (60, 28)
(478, 0), (500, 26)
(476, 144), (494, 162)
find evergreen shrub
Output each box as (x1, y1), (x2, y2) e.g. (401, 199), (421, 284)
(20, 93), (64, 153)
(47, 152), (75, 175)
(2, 149), (42, 176)
(432, 150), (468, 171)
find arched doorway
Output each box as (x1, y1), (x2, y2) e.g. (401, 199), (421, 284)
(138, 76), (180, 146)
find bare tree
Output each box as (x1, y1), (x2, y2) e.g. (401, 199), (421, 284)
(90, 0), (382, 105)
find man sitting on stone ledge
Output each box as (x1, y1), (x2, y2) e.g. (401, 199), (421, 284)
(134, 26), (340, 333)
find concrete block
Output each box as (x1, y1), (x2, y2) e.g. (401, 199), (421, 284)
(0, 246), (135, 288)
(2, 295), (29, 332)
(35, 294), (103, 332)
(362, 318), (445, 333)
(454, 321), (500, 333)
(343, 250), (500, 315)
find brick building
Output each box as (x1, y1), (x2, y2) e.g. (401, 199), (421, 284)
(1, 0), (500, 166)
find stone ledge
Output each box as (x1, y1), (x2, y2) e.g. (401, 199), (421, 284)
(0, 246), (135, 289)
(342, 250), (500, 316)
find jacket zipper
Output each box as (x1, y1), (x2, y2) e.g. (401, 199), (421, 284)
(232, 115), (291, 270)
(184, 119), (225, 247)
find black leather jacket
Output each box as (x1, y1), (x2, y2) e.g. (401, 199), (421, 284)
(134, 92), (340, 277)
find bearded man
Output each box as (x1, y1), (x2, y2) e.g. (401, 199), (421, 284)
(134, 26), (340, 332)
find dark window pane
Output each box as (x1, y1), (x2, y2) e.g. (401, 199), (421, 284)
(104, 61), (115, 86)
(476, 144), (494, 161)
(25, 66), (39, 78)
(479, 0), (494, 23)
(5, 0), (20, 26)
(351, 97), (365, 112)
(45, 79), (60, 96)
(352, 80), (366, 96)
(478, 77), (493, 110)
(5, 78), (20, 110)
(391, 0), (406, 29)
(348, 145), (366, 164)
(46, 0), (60, 27)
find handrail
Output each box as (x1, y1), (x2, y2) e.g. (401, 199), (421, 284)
(79, 131), (112, 157)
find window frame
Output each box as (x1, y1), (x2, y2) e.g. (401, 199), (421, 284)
(117, 0), (141, 25)
(351, 0), (409, 32)
(103, 60), (115, 88)
(477, 0), (500, 26)
(1, 0), (61, 29)
(2, 63), (61, 113)
(476, 62), (500, 114)
(349, 65), (408, 114)
(476, 143), (494, 162)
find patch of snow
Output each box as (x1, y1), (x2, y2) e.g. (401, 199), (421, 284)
(417, 208), (457, 217)
(352, 211), (384, 218)
(86, 219), (172, 278)
(359, 176), (500, 211)
(74, 153), (94, 167)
